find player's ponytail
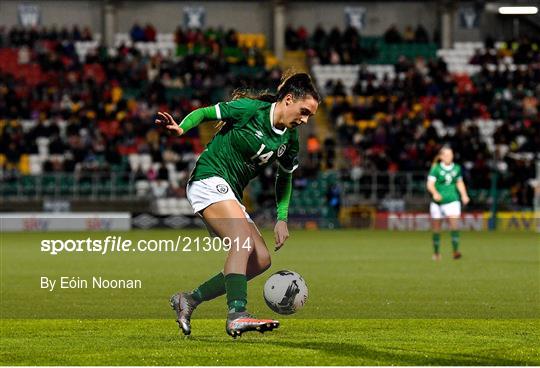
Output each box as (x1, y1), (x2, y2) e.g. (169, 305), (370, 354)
(276, 72), (320, 103)
(229, 70), (319, 104)
(230, 89), (277, 103)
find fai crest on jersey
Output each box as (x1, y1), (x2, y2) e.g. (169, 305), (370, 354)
(216, 184), (229, 194)
(277, 144), (287, 157)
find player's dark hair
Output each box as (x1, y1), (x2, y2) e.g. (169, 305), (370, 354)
(431, 145), (453, 167)
(230, 71), (320, 103)
(276, 72), (320, 103)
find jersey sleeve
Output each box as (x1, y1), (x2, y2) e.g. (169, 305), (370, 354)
(277, 130), (299, 173)
(427, 165), (438, 182)
(215, 98), (261, 124)
(456, 165), (463, 181)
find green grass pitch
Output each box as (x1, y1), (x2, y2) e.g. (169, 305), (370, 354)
(1, 229), (539, 365)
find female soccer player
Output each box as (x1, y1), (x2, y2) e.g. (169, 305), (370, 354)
(155, 73), (319, 337)
(426, 146), (470, 261)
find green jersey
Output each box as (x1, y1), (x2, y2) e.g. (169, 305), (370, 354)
(190, 98), (299, 201)
(428, 163), (462, 204)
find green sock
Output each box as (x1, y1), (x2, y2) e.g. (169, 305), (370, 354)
(451, 231), (460, 252)
(192, 272), (225, 303)
(225, 273), (247, 313)
(432, 233), (441, 254)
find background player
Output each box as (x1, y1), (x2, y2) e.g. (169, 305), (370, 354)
(426, 146), (470, 261)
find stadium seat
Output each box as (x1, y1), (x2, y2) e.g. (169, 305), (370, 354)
(135, 180), (151, 197)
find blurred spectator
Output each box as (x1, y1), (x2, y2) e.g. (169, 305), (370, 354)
(297, 26), (308, 49)
(403, 25), (415, 43)
(303, 25), (372, 65)
(0, 26), (5, 47)
(326, 183), (342, 217)
(144, 23), (157, 42)
(312, 24), (327, 47)
(130, 22), (145, 42)
(307, 134), (322, 164)
(384, 25), (402, 44)
(415, 24), (429, 43)
(285, 25), (299, 50)
(332, 80), (347, 97)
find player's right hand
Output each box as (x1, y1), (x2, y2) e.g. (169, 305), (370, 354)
(433, 192), (442, 202)
(155, 111), (184, 136)
(274, 221), (289, 251)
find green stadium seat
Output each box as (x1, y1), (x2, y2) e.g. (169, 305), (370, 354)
(21, 176), (36, 196)
(41, 174), (58, 196)
(97, 179), (112, 197)
(60, 175), (75, 196)
(77, 179), (93, 197)
(1, 180), (18, 197)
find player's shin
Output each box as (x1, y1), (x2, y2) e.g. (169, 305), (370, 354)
(192, 272), (226, 302)
(432, 233), (441, 254)
(225, 273), (248, 313)
(451, 230), (460, 252)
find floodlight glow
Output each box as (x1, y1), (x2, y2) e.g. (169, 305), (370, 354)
(498, 6), (538, 15)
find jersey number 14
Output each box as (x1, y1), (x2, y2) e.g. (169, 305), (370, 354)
(251, 143), (274, 166)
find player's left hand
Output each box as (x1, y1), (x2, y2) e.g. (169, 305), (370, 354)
(462, 195), (470, 206)
(274, 220), (289, 251)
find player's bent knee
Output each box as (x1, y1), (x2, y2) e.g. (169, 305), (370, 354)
(259, 255), (271, 273)
(247, 251), (271, 278)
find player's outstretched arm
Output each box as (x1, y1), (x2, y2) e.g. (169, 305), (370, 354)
(274, 166), (292, 251)
(457, 179), (470, 205)
(426, 178), (442, 202)
(155, 106), (218, 136)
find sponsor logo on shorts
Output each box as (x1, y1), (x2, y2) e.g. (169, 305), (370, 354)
(216, 184), (229, 194)
(277, 144), (286, 157)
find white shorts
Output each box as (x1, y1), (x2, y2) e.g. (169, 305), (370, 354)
(186, 176), (252, 222)
(430, 201), (461, 219)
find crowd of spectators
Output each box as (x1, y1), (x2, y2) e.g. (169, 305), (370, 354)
(0, 25), (93, 48)
(383, 24), (431, 44)
(323, 43), (538, 206)
(128, 22), (248, 52)
(129, 23), (157, 43)
(1, 24), (538, 207)
(286, 24), (376, 65)
(285, 24), (434, 65)
(470, 36), (540, 65)
(0, 24), (283, 198)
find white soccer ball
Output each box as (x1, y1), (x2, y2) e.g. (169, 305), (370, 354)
(263, 270), (308, 315)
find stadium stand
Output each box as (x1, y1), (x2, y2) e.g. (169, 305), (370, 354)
(0, 25), (282, 211)
(308, 34), (539, 208)
(0, 23), (538, 215)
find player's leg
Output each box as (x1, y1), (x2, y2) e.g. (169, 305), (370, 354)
(201, 200), (278, 337)
(445, 201), (462, 259)
(171, 208), (272, 335)
(171, 178), (245, 335)
(184, 221), (269, 301)
(430, 202), (442, 260)
(245, 222), (272, 279)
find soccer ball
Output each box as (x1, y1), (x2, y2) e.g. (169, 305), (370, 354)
(263, 270), (308, 315)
